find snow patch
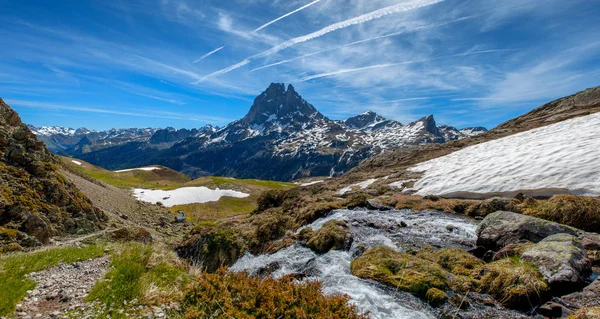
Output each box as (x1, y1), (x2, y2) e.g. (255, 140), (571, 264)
(389, 179), (417, 189)
(300, 180), (324, 187)
(409, 112), (600, 198)
(71, 160), (82, 166)
(339, 179), (378, 195)
(132, 187), (250, 207)
(114, 167), (161, 173)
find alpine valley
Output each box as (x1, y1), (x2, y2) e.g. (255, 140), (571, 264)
(29, 83), (486, 181)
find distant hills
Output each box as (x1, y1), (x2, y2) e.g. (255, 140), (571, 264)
(29, 83), (486, 181)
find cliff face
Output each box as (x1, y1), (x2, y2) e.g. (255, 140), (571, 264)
(0, 98), (106, 251)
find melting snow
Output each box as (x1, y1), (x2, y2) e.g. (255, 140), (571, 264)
(71, 160), (82, 166)
(132, 187), (249, 207)
(389, 179), (417, 189)
(339, 179), (377, 195)
(410, 112), (600, 198)
(114, 167), (161, 173)
(300, 180), (324, 186)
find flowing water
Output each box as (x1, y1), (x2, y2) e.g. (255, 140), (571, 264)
(231, 208), (479, 319)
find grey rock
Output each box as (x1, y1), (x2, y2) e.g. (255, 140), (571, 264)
(522, 233), (592, 294)
(579, 232), (600, 250)
(476, 211), (579, 251)
(561, 278), (600, 308)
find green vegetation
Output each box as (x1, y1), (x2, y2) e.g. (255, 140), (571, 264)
(170, 195), (258, 222)
(479, 257), (549, 310)
(61, 157), (190, 190)
(521, 194), (600, 232)
(182, 268), (367, 319)
(305, 220), (352, 253)
(87, 243), (189, 318)
(0, 244), (107, 316)
(351, 246), (449, 297)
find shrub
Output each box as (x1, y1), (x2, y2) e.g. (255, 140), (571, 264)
(479, 257), (549, 310)
(182, 268), (367, 319)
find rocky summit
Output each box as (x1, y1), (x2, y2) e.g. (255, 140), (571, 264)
(0, 98), (106, 251)
(32, 83), (486, 181)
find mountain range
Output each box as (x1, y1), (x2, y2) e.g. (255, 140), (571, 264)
(29, 83), (486, 181)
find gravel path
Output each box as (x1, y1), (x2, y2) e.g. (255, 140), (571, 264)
(14, 256), (110, 319)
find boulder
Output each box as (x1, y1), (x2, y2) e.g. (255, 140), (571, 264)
(476, 211), (579, 251)
(579, 232), (600, 250)
(537, 301), (574, 318)
(521, 233), (592, 295)
(561, 279), (600, 309)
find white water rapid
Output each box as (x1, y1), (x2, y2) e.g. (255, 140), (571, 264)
(231, 208), (478, 319)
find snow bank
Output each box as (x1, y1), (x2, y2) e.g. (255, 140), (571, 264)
(114, 167), (161, 173)
(132, 187), (250, 207)
(300, 180), (324, 186)
(339, 179), (377, 195)
(71, 160), (82, 166)
(409, 112), (600, 198)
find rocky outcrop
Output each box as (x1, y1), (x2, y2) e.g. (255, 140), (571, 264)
(476, 211), (579, 251)
(521, 233), (592, 294)
(0, 98), (106, 250)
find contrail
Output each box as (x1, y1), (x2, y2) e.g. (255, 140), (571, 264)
(193, 46), (226, 63)
(194, 0), (445, 83)
(251, 15), (476, 72)
(254, 0), (323, 33)
(300, 49), (518, 81)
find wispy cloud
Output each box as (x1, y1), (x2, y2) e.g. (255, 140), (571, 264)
(195, 0), (445, 82)
(6, 99), (231, 123)
(193, 46), (225, 63)
(251, 15), (477, 72)
(301, 49), (518, 82)
(253, 0), (323, 32)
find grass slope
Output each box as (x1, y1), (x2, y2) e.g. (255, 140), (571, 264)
(60, 156), (297, 221)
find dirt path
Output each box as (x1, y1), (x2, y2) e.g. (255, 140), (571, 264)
(14, 256), (110, 319)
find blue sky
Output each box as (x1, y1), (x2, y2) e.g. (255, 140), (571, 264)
(1, 0), (599, 130)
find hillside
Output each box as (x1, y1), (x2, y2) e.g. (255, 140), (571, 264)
(341, 85), (600, 184)
(60, 157), (296, 222)
(0, 99), (106, 252)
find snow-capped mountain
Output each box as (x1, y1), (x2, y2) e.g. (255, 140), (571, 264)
(27, 125), (161, 155)
(63, 83), (484, 180)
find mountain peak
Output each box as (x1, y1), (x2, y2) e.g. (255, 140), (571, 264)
(345, 111), (388, 129)
(242, 83), (325, 126)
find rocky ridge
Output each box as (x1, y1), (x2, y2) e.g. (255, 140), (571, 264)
(0, 98), (106, 251)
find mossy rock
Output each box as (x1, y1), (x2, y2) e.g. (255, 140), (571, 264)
(351, 246), (449, 296)
(434, 248), (484, 276)
(416, 247), (482, 292)
(425, 288), (448, 307)
(306, 220), (352, 253)
(479, 257), (549, 310)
